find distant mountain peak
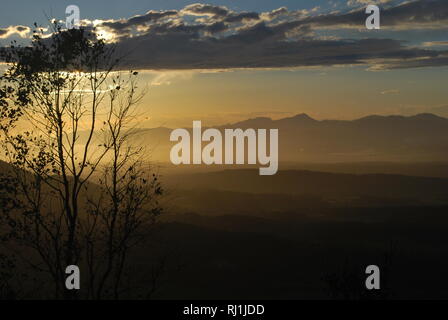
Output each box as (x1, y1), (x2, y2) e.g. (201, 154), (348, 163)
(281, 113), (317, 123)
(293, 113), (315, 120)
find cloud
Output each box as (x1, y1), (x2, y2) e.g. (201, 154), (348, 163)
(252, 0), (447, 31)
(149, 70), (196, 86)
(0, 25), (31, 39)
(223, 12), (260, 24)
(423, 41), (448, 47)
(75, 1), (444, 71)
(182, 3), (229, 17)
(81, 1), (448, 37)
(304, 0), (448, 30)
(260, 7), (289, 21)
(369, 53), (448, 70)
(108, 16), (448, 71)
(99, 10), (179, 38)
(2, 1), (448, 71)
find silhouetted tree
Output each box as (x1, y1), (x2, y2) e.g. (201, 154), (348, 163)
(0, 23), (162, 299)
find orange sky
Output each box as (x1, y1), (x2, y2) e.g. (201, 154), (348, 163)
(135, 67), (448, 128)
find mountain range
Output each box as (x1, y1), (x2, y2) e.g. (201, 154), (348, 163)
(131, 113), (448, 163)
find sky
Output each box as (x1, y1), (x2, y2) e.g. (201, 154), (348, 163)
(1, 0), (448, 128)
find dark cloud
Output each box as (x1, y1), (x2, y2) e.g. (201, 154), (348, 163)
(146, 20), (228, 36)
(182, 3), (229, 17)
(113, 28), (447, 70)
(93, 0), (448, 70)
(101, 10), (178, 32)
(2, 1), (448, 70)
(382, 0), (448, 27)
(306, 0), (448, 28)
(223, 12), (260, 24)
